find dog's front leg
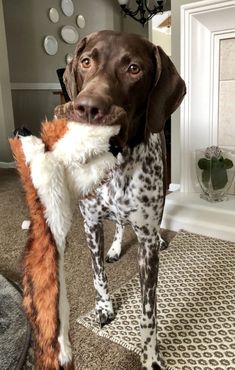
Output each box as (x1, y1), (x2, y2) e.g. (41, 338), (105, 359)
(82, 216), (115, 326)
(135, 227), (166, 370)
(105, 223), (124, 263)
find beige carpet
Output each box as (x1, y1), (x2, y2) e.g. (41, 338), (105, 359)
(0, 168), (175, 370)
(0, 275), (30, 370)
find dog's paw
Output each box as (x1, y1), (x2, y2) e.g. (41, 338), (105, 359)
(141, 359), (166, 370)
(95, 300), (115, 327)
(105, 240), (122, 263)
(96, 309), (115, 327)
(159, 236), (169, 251)
(105, 252), (120, 263)
(141, 351), (167, 370)
(141, 364), (162, 370)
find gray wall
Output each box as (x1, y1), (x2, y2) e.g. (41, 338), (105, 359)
(0, 0), (14, 162)
(123, 16), (148, 37)
(2, 0), (122, 136)
(3, 0), (122, 83)
(171, 0), (203, 184)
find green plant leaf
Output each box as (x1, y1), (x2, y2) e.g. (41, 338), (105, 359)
(198, 154), (233, 191)
(202, 169), (210, 187)
(224, 158), (233, 169)
(198, 158), (210, 170)
(211, 159), (228, 189)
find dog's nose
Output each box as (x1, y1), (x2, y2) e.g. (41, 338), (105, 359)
(75, 95), (111, 123)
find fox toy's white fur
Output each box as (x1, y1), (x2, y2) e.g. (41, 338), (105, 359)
(20, 120), (120, 365)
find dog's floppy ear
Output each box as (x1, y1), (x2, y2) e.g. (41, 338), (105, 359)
(146, 46), (186, 136)
(63, 37), (87, 100)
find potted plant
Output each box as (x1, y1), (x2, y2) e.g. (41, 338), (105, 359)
(196, 146), (235, 202)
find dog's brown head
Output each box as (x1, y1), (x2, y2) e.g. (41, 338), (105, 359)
(62, 30), (186, 147)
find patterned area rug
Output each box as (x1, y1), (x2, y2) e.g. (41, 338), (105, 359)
(77, 230), (235, 370)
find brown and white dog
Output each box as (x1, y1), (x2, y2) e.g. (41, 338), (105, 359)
(11, 30), (186, 370)
(55, 31), (186, 370)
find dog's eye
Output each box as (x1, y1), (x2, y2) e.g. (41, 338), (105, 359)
(128, 64), (140, 75)
(81, 57), (91, 68)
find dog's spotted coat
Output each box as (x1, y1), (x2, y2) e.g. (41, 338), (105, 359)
(56, 30), (186, 370)
(80, 133), (165, 370)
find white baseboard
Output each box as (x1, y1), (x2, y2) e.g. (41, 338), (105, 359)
(0, 161), (16, 168)
(11, 83), (61, 91)
(169, 183), (180, 192)
(161, 192), (235, 242)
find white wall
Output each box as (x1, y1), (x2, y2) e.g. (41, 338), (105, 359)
(171, 0), (204, 185)
(219, 37), (235, 147)
(218, 37), (235, 195)
(3, 0), (121, 83)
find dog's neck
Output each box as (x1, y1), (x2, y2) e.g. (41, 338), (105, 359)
(126, 112), (147, 149)
(119, 131), (160, 166)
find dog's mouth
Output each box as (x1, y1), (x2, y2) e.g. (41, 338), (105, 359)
(73, 106), (128, 157)
(54, 102), (128, 156)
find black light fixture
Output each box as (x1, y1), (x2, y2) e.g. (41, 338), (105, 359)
(117, 0), (166, 26)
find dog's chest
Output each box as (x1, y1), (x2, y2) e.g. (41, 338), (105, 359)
(95, 134), (164, 223)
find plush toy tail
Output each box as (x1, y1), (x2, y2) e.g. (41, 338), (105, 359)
(9, 137), (61, 370)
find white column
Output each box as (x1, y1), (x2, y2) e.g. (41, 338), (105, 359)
(162, 0), (235, 242)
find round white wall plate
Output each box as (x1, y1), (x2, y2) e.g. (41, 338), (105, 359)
(44, 35), (58, 55)
(76, 15), (85, 28)
(61, 26), (79, 44)
(48, 8), (59, 23)
(61, 0), (74, 17)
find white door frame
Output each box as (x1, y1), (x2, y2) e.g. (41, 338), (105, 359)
(180, 0), (235, 193)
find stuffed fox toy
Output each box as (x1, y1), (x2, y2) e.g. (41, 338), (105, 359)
(9, 118), (123, 369)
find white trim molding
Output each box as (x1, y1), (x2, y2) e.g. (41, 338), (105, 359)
(162, 0), (235, 242)
(162, 192), (235, 242)
(11, 83), (61, 91)
(0, 161), (16, 168)
(169, 183), (180, 192)
(180, 0), (235, 193)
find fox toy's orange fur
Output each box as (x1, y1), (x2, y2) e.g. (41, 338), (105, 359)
(41, 118), (68, 151)
(9, 137), (62, 369)
(9, 118), (119, 370)
(9, 120), (79, 370)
